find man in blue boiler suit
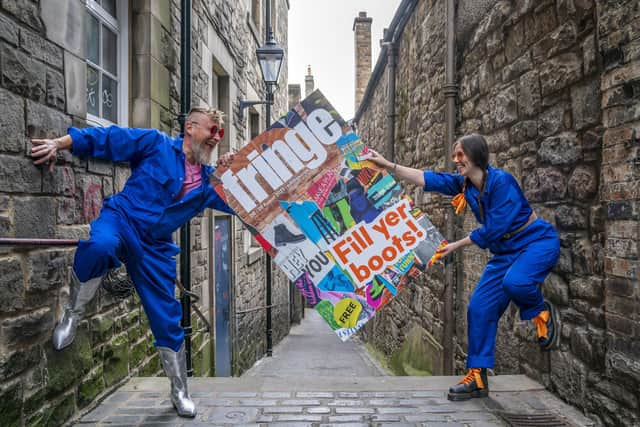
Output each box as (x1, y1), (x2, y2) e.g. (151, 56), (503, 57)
(31, 107), (235, 418)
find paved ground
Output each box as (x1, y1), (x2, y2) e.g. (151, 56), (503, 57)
(244, 309), (386, 377)
(77, 310), (596, 426)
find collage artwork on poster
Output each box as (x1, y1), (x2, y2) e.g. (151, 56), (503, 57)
(212, 90), (446, 340)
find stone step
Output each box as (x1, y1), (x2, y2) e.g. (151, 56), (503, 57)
(79, 375), (597, 426)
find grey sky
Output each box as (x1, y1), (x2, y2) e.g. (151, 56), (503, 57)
(287, 1), (402, 120)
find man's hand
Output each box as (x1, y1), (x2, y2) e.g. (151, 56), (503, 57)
(216, 152), (235, 168)
(31, 138), (59, 172)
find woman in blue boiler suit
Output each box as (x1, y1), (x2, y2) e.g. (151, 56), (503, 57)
(367, 134), (560, 401)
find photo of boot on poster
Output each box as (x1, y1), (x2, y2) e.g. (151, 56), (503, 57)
(212, 90), (446, 340)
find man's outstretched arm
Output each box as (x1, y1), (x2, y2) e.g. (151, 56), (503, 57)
(32, 127), (160, 172)
(31, 134), (73, 172)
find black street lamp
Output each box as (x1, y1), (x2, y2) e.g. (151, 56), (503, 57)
(239, 17), (285, 121)
(256, 37), (285, 88)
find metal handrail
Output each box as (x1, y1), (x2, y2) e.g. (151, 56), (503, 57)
(0, 238), (79, 246)
(175, 279), (211, 334)
(235, 302), (287, 315)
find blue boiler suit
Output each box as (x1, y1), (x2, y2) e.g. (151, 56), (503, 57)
(69, 126), (233, 351)
(423, 165), (559, 368)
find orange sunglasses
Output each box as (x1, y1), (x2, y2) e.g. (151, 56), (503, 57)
(210, 125), (225, 138)
(191, 121), (224, 138)
(451, 151), (465, 162)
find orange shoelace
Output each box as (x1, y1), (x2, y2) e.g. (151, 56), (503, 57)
(533, 310), (550, 339)
(459, 368), (484, 389)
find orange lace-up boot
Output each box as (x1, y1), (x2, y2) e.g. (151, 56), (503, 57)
(447, 368), (489, 401)
(533, 300), (559, 351)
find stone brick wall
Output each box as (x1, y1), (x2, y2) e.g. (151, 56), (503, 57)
(288, 83), (301, 110)
(0, 2), (162, 426)
(595, 0), (640, 424)
(0, 0), (298, 425)
(356, 0), (639, 424)
(359, 0), (450, 369)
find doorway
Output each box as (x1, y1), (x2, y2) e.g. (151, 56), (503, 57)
(213, 215), (232, 376)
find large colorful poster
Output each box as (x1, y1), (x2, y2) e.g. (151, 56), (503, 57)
(212, 91), (446, 340)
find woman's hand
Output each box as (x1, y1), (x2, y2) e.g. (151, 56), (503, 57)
(435, 242), (458, 258)
(435, 236), (473, 258)
(363, 149), (425, 187)
(31, 138), (59, 172)
(361, 149), (393, 170)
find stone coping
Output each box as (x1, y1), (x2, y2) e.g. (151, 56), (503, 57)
(121, 374), (544, 393)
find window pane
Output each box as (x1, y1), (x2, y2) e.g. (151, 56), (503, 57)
(102, 75), (117, 122)
(87, 66), (100, 116)
(101, 0), (116, 17)
(250, 112), (260, 140)
(86, 13), (100, 65)
(102, 25), (117, 75)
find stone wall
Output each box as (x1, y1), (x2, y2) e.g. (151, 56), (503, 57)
(0, 0), (298, 425)
(356, 0), (639, 425)
(0, 2), (164, 426)
(595, 0), (639, 423)
(288, 83), (301, 110)
(359, 0), (450, 371)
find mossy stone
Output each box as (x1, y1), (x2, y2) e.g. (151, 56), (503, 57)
(103, 334), (129, 387)
(78, 367), (104, 408)
(129, 339), (148, 367)
(45, 328), (92, 396)
(138, 353), (161, 377)
(0, 382), (22, 427)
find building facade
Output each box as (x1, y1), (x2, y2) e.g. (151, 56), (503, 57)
(0, 1), (301, 425)
(355, 0), (639, 425)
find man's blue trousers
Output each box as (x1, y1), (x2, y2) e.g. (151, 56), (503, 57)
(73, 208), (184, 351)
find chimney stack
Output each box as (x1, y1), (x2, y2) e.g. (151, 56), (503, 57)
(353, 11), (372, 111)
(288, 84), (301, 109)
(305, 65), (315, 97)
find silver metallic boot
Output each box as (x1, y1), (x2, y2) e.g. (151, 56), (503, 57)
(157, 343), (197, 418)
(52, 271), (102, 350)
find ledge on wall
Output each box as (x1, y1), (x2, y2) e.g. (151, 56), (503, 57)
(245, 246), (262, 266)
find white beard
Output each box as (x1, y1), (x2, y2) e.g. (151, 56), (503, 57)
(192, 139), (212, 165)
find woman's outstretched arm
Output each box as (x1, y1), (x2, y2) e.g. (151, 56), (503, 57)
(364, 150), (425, 187)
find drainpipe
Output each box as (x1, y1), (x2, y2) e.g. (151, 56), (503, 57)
(442, 0), (458, 376)
(178, 0), (193, 376)
(385, 43), (397, 162)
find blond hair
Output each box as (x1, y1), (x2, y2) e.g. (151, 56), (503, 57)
(186, 106), (225, 127)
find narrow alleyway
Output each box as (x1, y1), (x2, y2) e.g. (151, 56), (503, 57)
(77, 309), (596, 426)
(244, 309), (386, 377)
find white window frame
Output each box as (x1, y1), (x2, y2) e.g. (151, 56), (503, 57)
(86, 0), (129, 127)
